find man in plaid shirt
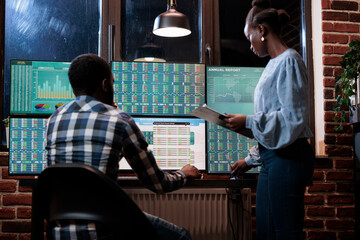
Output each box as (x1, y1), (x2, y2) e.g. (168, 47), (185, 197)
(46, 54), (201, 240)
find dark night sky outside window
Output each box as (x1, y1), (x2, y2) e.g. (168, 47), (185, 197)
(3, 0), (101, 117)
(121, 0), (201, 63)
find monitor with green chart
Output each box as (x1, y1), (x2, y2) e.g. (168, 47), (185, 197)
(206, 66), (264, 174)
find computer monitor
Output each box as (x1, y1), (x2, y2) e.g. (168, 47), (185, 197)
(206, 66), (264, 174)
(119, 117), (206, 171)
(9, 117), (48, 175)
(10, 60), (74, 115)
(8, 116), (206, 175)
(111, 61), (205, 116)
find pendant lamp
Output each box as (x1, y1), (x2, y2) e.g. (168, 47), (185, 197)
(134, 43), (166, 62)
(153, 0), (191, 38)
(134, 32), (166, 62)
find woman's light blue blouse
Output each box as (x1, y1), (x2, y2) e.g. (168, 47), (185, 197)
(244, 49), (313, 166)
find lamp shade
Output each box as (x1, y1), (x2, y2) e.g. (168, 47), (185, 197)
(134, 42), (166, 62)
(153, 7), (191, 37)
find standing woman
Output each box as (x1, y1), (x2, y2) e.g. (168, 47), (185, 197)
(224, 0), (315, 239)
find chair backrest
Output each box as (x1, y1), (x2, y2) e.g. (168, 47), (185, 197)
(31, 163), (158, 240)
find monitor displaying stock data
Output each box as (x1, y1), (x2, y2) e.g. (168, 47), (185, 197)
(206, 66), (264, 174)
(9, 117), (48, 175)
(10, 60), (74, 115)
(8, 116), (206, 174)
(8, 60), (264, 176)
(111, 61), (205, 116)
(119, 117), (206, 171)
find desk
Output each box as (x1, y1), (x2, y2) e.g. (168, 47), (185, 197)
(117, 178), (257, 188)
(20, 177), (257, 189)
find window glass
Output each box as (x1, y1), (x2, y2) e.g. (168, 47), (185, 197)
(3, 0), (101, 117)
(121, 0), (201, 63)
(219, 0), (301, 67)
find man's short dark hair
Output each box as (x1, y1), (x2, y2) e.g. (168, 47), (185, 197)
(68, 54), (112, 96)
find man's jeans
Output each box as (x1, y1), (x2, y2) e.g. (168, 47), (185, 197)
(144, 212), (192, 240)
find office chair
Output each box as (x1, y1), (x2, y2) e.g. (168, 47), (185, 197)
(31, 163), (158, 240)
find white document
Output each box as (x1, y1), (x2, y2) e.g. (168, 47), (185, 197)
(190, 104), (254, 139)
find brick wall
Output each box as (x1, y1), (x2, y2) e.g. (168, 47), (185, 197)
(302, 0), (359, 239)
(0, 152), (33, 240)
(0, 1), (359, 240)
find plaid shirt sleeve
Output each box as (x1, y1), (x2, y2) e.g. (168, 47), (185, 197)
(119, 116), (187, 194)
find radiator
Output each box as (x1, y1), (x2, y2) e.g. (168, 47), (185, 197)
(123, 188), (252, 240)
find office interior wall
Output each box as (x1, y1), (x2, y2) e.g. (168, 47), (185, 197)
(312, 0), (325, 156)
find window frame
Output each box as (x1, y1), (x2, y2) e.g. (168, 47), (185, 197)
(0, 0), (314, 148)
(0, 1), (5, 149)
(201, 0), (315, 147)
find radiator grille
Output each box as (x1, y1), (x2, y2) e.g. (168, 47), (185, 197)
(124, 188), (252, 240)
